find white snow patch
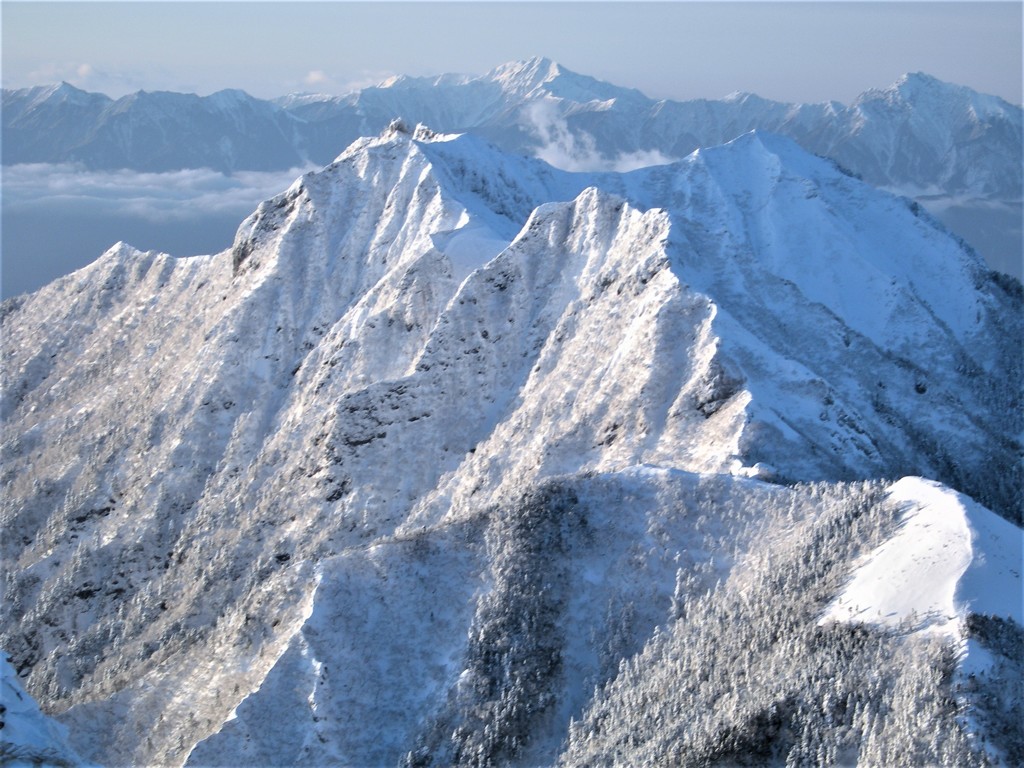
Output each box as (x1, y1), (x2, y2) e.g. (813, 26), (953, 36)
(822, 477), (1022, 638)
(430, 219), (509, 283)
(1, 653), (96, 767)
(728, 460), (778, 481)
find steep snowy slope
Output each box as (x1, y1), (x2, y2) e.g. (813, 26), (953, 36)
(1, 653), (92, 766)
(820, 478), (1023, 761)
(185, 472), (861, 768)
(405, 129), (1023, 522)
(1, 125), (1021, 766)
(557, 478), (1022, 767)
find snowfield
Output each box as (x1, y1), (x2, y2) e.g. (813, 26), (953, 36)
(824, 477), (1023, 639)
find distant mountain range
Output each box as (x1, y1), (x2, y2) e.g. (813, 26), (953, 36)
(5, 58), (1021, 277)
(4, 58), (1020, 197)
(2, 84), (307, 172)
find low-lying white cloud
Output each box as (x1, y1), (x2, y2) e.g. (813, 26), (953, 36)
(304, 70), (331, 87)
(3, 163), (315, 221)
(3, 163), (316, 297)
(283, 68), (395, 97)
(608, 148), (679, 173)
(527, 99), (603, 172)
(525, 98), (678, 173)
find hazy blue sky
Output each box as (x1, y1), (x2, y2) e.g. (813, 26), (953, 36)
(3, 2), (1022, 105)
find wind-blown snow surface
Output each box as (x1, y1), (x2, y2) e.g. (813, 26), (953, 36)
(821, 477), (1024, 764)
(823, 477), (1022, 638)
(1, 125), (1021, 766)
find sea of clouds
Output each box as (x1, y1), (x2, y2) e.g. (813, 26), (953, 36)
(2, 164), (314, 298)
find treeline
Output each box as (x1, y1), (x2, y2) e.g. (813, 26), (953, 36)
(397, 476), (1017, 767)
(558, 480), (992, 766)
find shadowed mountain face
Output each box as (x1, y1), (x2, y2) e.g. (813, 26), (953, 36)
(1, 85), (307, 172)
(1, 122), (1021, 766)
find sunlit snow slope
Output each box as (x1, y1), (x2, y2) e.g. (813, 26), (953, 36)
(824, 477), (1022, 638)
(1, 124), (1021, 766)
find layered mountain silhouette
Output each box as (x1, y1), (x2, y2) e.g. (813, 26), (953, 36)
(6, 59), (1020, 280)
(4, 59), (1020, 201)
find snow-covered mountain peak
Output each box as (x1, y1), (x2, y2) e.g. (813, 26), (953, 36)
(858, 71), (1018, 120)
(483, 57), (645, 105)
(206, 87), (259, 110)
(7, 81), (110, 113)
(888, 71), (1012, 112)
(377, 72), (473, 91)
(378, 74), (410, 89)
(39, 81), (93, 105)
(383, 116), (413, 136)
(698, 128), (785, 165)
(722, 90), (773, 106)
(3, 116), (1021, 766)
(311, 123), (995, 355)
(272, 91), (334, 108)
(681, 130), (993, 344)
(115, 87), (270, 112)
(283, 125), (1013, 499)
(328, 118), (455, 165)
(106, 88), (193, 117)
(411, 123), (459, 143)
(487, 56), (563, 92)
(892, 71), (947, 96)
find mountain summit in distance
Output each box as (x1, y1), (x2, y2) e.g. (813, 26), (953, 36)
(4, 58), (1021, 279)
(5, 58), (1018, 190)
(2, 109), (1021, 766)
